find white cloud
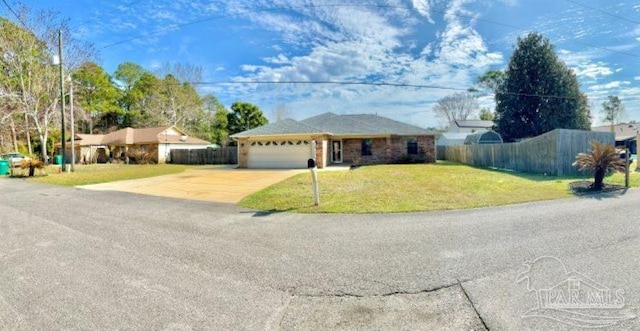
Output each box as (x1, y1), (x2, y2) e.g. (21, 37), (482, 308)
(557, 49), (617, 81)
(588, 81), (631, 91)
(263, 54), (290, 64)
(412, 0), (434, 23)
(216, 0), (504, 127)
(574, 63), (613, 79)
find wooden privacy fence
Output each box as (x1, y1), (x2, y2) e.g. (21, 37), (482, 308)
(170, 147), (237, 165)
(443, 129), (614, 176)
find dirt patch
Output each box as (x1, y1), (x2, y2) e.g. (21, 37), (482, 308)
(569, 180), (625, 196)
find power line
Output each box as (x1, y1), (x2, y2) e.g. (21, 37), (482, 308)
(71, 0), (145, 30)
(100, 4), (400, 49)
(162, 79), (632, 102)
(565, 0), (640, 25)
(190, 80), (469, 91)
(98, 3), (640, 59)
(1, 0), (28, 30)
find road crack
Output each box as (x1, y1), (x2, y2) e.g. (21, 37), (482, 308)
(296, 281), (459, 298)
(458, 280), (490, 331)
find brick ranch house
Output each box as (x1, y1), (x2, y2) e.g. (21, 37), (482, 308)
(231, 112), (437, 169)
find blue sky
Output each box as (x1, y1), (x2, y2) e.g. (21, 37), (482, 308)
(10, 0), (640, 128)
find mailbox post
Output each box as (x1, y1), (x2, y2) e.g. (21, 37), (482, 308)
(309, 141), (320, 206)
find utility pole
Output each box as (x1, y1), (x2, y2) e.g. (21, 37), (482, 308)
(57, 29), (66, 169)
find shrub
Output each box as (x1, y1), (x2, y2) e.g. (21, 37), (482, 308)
(126, 148), (155, 164)
(19, 159), (45, 177)
(573, 141), (625, 190)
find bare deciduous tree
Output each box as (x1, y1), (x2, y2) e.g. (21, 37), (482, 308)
(432, 92), (478, 122)
(155, 62), (203, 83)
(0, 3), (94, 160)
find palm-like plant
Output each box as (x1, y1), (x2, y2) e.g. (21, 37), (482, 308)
(573, 141), (625, 190)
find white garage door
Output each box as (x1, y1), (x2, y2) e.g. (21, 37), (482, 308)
(248, 140), (311, 168)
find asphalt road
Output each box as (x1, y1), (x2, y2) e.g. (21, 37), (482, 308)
(0, 179), (638, 330)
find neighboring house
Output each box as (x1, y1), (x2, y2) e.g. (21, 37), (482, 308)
(74, 133), (109, 164)
(592, 123), (638, 154)
(437, 119), (493, 146)
(65, 126), (210, 164)
(230, 112), (437, 169)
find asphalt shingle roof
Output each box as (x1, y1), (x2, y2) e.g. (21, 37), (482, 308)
(592, 123), (638, 141)
(342, 114), (432, 135)
(230, 118), (325, 137)
(231, 113), (433, 138)
(73, 127), (210, 146)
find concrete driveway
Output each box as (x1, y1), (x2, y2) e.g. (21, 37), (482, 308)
(79, 166), (306, 203)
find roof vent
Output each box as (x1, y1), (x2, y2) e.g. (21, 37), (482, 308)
(180, 135), (188, 142)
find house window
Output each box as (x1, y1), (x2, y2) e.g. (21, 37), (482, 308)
(407, 139), (418, 155)
(361, 139), (373, 156)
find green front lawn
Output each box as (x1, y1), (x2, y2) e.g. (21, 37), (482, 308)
(25, 163), (192, 186)
(240, 161), (637, 213)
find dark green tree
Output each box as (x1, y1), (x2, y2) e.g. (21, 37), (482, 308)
(227, 102), (268, 135)
(494, 33), (591, 141)
(122, 72), (163, 127)
(114, 62), (148, 127)
(114, 62), (146, 97)
(72, 62), (121, 133)
(477, 70), (505, 93)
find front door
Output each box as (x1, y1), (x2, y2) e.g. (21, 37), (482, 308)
(331, 140), (342, 163)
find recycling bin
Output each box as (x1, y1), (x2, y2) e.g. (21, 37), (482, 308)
(0, 160), (9, 175)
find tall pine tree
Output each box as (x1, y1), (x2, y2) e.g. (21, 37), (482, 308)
(494, 33), (591, 141)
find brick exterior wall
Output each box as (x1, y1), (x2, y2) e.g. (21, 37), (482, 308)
(340, 135), (435, 165)
(314, 139), (326, 169)
(236, 135), (435, 168)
